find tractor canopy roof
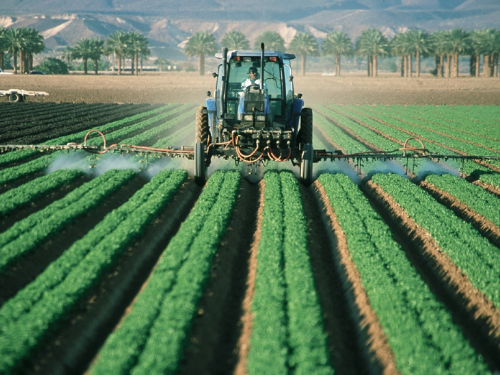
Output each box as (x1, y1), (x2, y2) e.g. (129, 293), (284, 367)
(215, 50), (296, 62)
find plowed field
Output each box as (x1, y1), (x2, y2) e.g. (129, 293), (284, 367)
(1, 75), (500, 374)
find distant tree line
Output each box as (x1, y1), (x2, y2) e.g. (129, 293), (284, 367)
(0, 28), (150, 75)
(186, 28), (500, 77)
(2, 26), (499, 77)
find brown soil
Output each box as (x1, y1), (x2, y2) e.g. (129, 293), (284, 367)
(234, 180), (264, 375)
(178, 178), (259, 375)
(314, 180), (399, 375)
(363, 180), (500, 370)
(419, 180), (500, 247)
(473, 180), (500, 198)
(2, 73), (500, 105)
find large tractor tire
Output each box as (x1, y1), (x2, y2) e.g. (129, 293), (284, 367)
(195, 106), (210, 145)
(297, 107), (313, 148)
(194, 142), (206, 186)
(300, 143), (314, 186)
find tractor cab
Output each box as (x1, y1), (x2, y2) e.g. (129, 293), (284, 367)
(206, 47), (304, 142)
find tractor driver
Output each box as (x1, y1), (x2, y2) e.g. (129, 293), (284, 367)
(241, 66), (261, 88)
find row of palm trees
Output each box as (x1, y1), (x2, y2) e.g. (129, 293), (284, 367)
(62, 31), (150, 75)
(186, 28), (500, 77)
(0, 28), (150, 75)
(0, 27), (45, 74)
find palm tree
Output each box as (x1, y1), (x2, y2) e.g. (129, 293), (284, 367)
(72, 38), (93, 74)
(447, 29), (470, 78)
(89, 37), (104, 74)
(253, 31), (285, 52)
(154, 57), (170, 71)
(479, 29), (500, 77)
(5, 28), (25, 74)
(221, 31), (250, 50)
(184, 31), (217, 76)
(390, 32), (410, 77)
(0, 28), (7, 70)
(406, 30), (430, 77)
(429, 31), (452, 78)
(61, 46), (74, 71)
(321, 31), (352, 77)
(288, 33), (319, 76)
(468, 29), (486, 77)
(104, 31), (129, 75)
(127, 32), (149, 75)
(356, 28), (389, 77)
(22, 28), (44, 73)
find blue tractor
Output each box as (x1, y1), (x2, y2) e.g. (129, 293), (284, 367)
(194, 44), (313, 184)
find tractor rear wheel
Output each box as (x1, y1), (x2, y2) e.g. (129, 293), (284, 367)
(196, 106), (210, 145)
(194, 142), (206, 185)
(300, 143), (314, 186)
(297, 107), (313, 148)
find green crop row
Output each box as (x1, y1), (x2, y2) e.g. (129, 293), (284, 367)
(90, 170), (240, 374)
(0, 169), (83, 218)
(382, 105), (500, 137)
(0, 169), (187, 374)
(318, 173), (489, 374)
(316, 105), (399, 152)
(248, 171), (333, 375)
(314, 111), (369, 154)
(0, 105), (192, 186)
(0, 104), (175, 167)
(332, 105), (496, 179)
(368, 105), (500, 153)
(0, 169), (135, 274)
(372, 173), (500, 307)
(425, 174), (500, 226)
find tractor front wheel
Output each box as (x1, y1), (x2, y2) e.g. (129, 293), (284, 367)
(300, 143), (314, 186)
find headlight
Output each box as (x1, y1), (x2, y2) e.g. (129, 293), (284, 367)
(243, 114), (253, 121)
(256, 115), (266, 122)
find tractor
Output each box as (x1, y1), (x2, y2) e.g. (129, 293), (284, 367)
(194, 44), (314, 184)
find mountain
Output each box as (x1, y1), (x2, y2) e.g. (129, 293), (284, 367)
(1, 0), (499, 61)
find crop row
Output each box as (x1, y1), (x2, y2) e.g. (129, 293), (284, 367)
(0, 169), (187, 374)
(248, 171), (332, 374)
(425, 173), (500, 226)
(372, 173), (500, 307)
(0, 104), (175, 167)
(318, 173), (489, 374)
(0, 103), (120, 140)
(321, 105), (499, 184)
(0, 104), (158, 145)
(0, 169), (84, 218)
(90, 170), (240, 374)
(0, 105), (192, 185)
(344, 105), (499, 158)
(361, 105), (500, 153)
(0, 169), (136, 274)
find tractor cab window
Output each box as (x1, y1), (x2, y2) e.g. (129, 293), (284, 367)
(225, 57), (284, 117)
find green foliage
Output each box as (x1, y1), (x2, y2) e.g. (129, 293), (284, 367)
(34, 57), (68, 74)
(0, 169), (83, 217)
(0, 169), (135, 274)
(372, 173), (500, 307)
(248, 171), (333, 375)
(90, 170), (240, 374)
(220, 31), (250, 50)
(319, 173), (489, 374)
(0, 169), (187, 374)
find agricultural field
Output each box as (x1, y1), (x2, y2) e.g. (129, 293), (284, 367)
(0, 75), (500, 374)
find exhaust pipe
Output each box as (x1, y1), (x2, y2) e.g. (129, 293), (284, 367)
(260, 43), (264, 91)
